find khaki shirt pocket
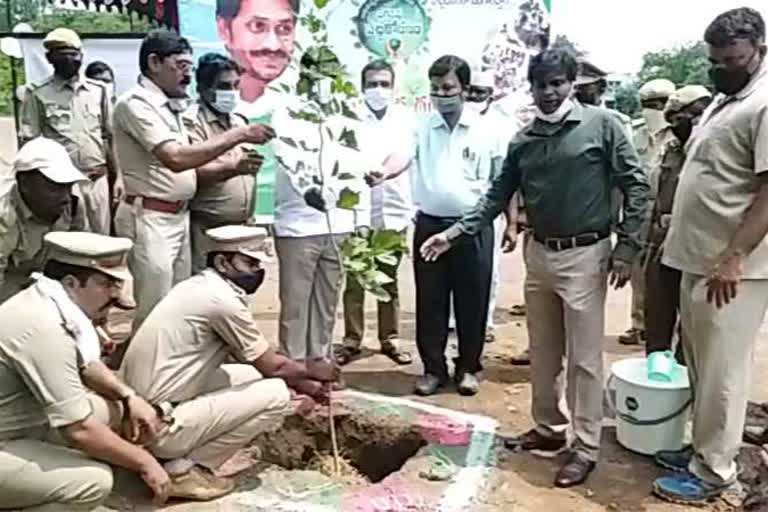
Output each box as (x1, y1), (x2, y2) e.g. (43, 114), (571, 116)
(43, 101), (73, 136)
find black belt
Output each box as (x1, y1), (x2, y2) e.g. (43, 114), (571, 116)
(533, 230), (610, 252)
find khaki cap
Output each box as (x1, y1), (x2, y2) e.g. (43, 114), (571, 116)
(664, 85), (712, 116)
(43, 231), (136, 309)
(14, 137), (88, 184)
(575, 60), (607, 86)
(639, 79), (676, 101)
(43, 28), (82, 51)
(205, 225), (274, 262)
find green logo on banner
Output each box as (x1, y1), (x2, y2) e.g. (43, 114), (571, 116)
(356, 0), (430, 58)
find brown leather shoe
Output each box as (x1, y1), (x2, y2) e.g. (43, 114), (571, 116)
(504, 428), (567, 457)
(554, 453), (596, 488)
(168, 465), (236, 501)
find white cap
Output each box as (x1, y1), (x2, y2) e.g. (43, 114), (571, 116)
(639, 79), (676, 101)
(205, 225), (274, 262)
(473, 71), (495, 89)
(13, 138), (87, 184)
(664, 85), (712, 116)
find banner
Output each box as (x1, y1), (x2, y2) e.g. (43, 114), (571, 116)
(179, 0), (551, 223)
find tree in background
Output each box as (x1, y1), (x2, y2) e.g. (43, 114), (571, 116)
(550, 34), (587, 59)
(0, 0), (42, 32)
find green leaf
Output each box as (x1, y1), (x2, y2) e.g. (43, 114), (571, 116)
(344, 259), (368, 272)
(336, 187), (360, 210)
(341, 102), (361, 121)
(331, 160), (340, 176)
(338, 127), (359, 150)
(375, 253), (398, 266)
(313, 0), (329, 8)
(299, 140), (319, 153)
(365, 269), (394, 286)
(368, 285), (392, 302)
(337, 172), (356, 180)
(279, 136), (298, 148)
(325, 126), (334, 141)
(371, 229), (407, 252)
(280, 83), (291, 93)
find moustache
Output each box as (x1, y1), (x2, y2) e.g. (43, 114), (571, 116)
(99, 298), (118, 312)
(248, 49), (289, 59)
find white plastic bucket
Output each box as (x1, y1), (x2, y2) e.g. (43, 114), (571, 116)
(608, 357), (692, 456)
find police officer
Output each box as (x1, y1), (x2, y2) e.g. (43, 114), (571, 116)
(0, 231), (170, 510)
(112, 30), (274, 329)
(120, 225), (338, 500)
(0, 137), (88, 301)
(183, 53), (264, 273)
(574, 60), (633, 133)
(20, 28), (120, 236)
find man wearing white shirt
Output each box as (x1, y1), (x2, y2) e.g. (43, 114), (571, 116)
(272, 87), (371, 363)
(337, 60), (415, 366)
(411, 56), (506, 396)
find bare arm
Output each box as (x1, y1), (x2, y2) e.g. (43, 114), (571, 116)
(725, 176), (768, 256)
(80, 360), (133, 400)
(153, 129), (248, 173)
(195, 157), (239, 185)
(251, 347), (339, 385)
(504, 192), (519, 230)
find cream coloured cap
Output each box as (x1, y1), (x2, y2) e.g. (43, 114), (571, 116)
(639, 79), (676, 101)
(43, 231), (135, 309)
(14, 138), (88, 184)
(664, 85), (712, 116)
(205, 225), (274, 262)
(43, 28), (82, 51)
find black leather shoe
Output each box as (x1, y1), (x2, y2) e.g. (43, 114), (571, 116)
(555, 453), (596, 488)
(415, 374), (446, 396)
(503, 429), (567, 457)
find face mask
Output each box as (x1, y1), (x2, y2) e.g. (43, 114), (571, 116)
(466, 100), (490, 116)
(53, 60), (81, 80)
(230, 268), (265, 295)
(535, 98), (574, 124)
(364, 87), (393, 112)
(710, 51), (760, 96)
(431, 94), (463, 117)
(213, 90), (238, 114)
(671, 118), (693, 144)
(642, 108), (667, 135)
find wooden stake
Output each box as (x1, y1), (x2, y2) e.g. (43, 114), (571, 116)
(329, 387), (340, 476)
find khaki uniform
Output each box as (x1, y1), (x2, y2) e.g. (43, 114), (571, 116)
(0, 284), (113, 511)
(20, 75), (114, 235)
(663, 63), (768, 486)
(120, 269), (290, 470)
(0, 187), (85, 301)
(113, 77), (196, 328)
(183, 103), (254, 273)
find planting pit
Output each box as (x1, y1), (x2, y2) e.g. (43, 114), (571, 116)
(228, 391), (498, 512)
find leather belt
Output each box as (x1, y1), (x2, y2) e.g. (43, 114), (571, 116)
(82, 165), (108, 181)
(125, 195), (186, 215)
(533, 230), (610, 252)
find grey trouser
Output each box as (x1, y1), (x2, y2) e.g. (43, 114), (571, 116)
(275, 234), (347, 361)
(680, 273), (768, 486)
(525, 238), (611, 461)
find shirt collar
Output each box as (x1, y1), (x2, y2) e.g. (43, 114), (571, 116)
(199, 101), (230, 128)
(52, 74), (86, 92)
(137, 75), (171, 108)
(205, 268), (247, 298)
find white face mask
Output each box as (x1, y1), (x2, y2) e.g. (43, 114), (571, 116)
(642, 108), (668, 135)
(535, 98), (575, 124)
(213, 90), (238, 114)
(364, 87), (393, 112)
(466, 100), (490, 116)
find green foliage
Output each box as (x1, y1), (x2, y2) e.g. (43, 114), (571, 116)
(0, 58), (23, 116)
(0, 0), (42, 31)
(336, 187), (360, 210)
(613, 81), (641, 118)
(637, 42), (711, 88)
(550, 34), (587, 58)
(341, 230), (407, 301)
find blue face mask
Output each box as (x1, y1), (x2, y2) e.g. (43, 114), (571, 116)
(230, 268), (265, 295)
(431, 94), (463, 117)
(213, 90), (238, 114)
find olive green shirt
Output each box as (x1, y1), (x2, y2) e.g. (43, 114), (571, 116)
(445, 104), (649, 263)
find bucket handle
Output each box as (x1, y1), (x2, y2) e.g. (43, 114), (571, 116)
(606, 374), (693, 426)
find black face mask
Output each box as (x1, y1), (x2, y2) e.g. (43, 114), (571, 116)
(671, 118), (693, 144)
(230, 268), (265, 295)
(52, 59), (81, 80)
(710, 51), (759, 95)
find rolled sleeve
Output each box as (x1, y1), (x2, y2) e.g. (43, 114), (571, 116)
(754, 104), (768, 175)
(604, 115), (650, 262)
(114, 97), (177, 153)
(12, 328), (92, 428)
(210, 298), (270, 363)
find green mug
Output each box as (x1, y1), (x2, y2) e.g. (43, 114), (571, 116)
(647, 350), (675, 383)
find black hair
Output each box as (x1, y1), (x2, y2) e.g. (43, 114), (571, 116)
(360, 59), (395, 88)
(428, 55), (471, 89)
(528, 49), (578, 84)
(85, 61), (114, 80)
(43, 260), (99, 287)
(139, 29), (193, 75)
(705, 7), (765, 47)
(206, 251), (238, 269)
(216, 0), (300, 20)
(196, 53), (241, 91)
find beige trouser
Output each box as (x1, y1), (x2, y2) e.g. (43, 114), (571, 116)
(151, 364), (291, 470)
(114, 200), (192, 329)
(75, 176), (111, 235)
(276, 234), (347, 361)
(525, 238), (611, 461)
(680, 273), (768, 486)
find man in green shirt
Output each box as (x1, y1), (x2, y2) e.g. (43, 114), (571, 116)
(420, 49), (649, 488)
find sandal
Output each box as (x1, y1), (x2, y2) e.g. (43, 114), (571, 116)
(334, 346), (361, 366)
(509, 304), (527, 316)
(381, 343), (412, 365)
